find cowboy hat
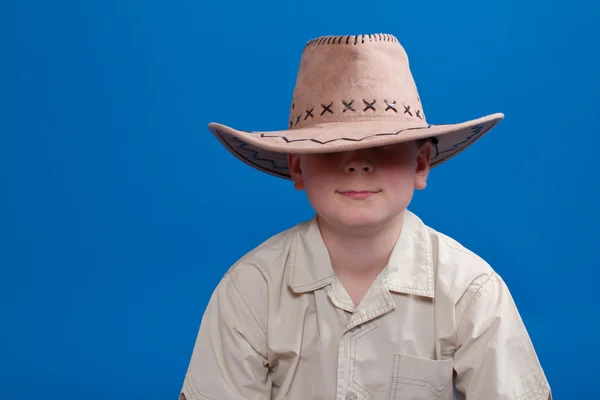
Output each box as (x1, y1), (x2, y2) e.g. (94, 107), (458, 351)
(208, 33), (504, 180)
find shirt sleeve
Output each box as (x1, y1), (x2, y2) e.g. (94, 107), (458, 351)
(179, 272), (271, 400)
(453, 272), (552, 400)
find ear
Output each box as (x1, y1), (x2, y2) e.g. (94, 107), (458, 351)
(287, 154), (305, 190)
(415, 140), (432, 190)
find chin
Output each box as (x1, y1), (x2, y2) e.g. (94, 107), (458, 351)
(310, 196), (407, 231)
(324, 209), (397, 230)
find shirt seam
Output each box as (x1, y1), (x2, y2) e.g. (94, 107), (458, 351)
(436, 230), (487, 263)
(225, 272), (268, 344)
(425, 226), (434, 295)
(455, 272), (495, 342)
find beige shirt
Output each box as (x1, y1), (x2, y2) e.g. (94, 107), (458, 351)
(180, 210), (551, 400)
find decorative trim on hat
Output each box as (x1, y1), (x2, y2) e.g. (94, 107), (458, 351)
(304, 33), (398, 50)
(256, 125), (433, 145)
(233, 137), (290, 171)
(433, 124), (484, 160)
(208, 29), (505, 180)
(213, 118), (500, 180)
(289, 99), (423, 129)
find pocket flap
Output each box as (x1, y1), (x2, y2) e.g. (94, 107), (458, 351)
(392, 353), (453, 394)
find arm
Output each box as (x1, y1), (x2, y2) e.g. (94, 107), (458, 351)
(453, 273), (551, 400)
(180, 272), (271, 400)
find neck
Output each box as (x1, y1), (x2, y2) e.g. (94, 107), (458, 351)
(317, 212), (405, 277)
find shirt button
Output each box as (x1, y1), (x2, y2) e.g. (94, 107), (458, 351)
(346, 392), (357, 400)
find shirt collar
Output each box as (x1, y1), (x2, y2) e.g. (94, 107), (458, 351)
(286, 210), (435, 298)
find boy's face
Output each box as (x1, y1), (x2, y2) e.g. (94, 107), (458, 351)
(288, 140), (431, 231)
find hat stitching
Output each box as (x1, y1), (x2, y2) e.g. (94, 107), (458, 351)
(342, 100), (356, 112)
(362, 99), (377, 111)
(222, 121), (494, 178)
(233, 137), (289, 170)
(320, 102), (334, 116)
(289, 99), (422, 129)
(230, 122), (486, 153)
(305, 107), (314, 120)
(304, 33), (398, 50)
(256, 125), (432, 145)
(385, 100), (397, 113)
(433, 124), (484, 159)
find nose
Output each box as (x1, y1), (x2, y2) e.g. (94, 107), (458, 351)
(344, 159), (374, 175)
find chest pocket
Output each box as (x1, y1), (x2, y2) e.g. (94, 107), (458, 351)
(389, 353), (454, 400)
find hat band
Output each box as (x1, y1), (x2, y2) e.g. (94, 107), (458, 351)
(289, 98), (424, 130)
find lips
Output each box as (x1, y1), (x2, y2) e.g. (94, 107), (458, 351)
(338, 190), (380, 200)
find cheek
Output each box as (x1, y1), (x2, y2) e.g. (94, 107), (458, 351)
(301, 167), (339, 211)
(381, 162), (416, 183)
(380, 164), (419, 202)
(302, 159), (337, 188)
(303, 173), (333, 201)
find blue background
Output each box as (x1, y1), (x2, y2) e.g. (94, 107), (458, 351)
(1, 0), (598, 399)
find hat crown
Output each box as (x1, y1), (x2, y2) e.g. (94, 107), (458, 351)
(288, 34), (426, 130)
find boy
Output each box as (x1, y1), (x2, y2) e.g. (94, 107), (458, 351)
(180, 33), (552, 399)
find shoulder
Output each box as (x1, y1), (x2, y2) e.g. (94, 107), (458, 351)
(427, 223), (495, 275)
(225, 219), (309, 286)
(419, 217), (501, 305)
(418, 216), (526, 337)
(212, 219), (310, 320)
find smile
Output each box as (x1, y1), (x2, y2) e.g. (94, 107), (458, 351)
(337, 190), (380, 200)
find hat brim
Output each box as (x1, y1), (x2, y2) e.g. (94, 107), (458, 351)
(208, 113), (504, 180)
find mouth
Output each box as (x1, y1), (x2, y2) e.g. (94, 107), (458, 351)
(337, 190), (381, 200)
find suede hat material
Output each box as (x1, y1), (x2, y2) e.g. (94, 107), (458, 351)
(208, 33), (504, 179)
